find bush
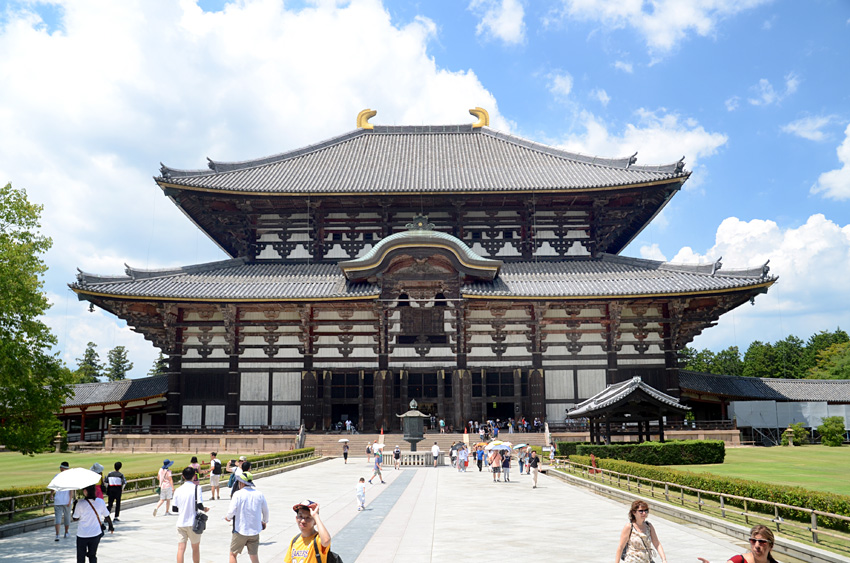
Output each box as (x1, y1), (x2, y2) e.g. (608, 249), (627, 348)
(818, 416), (846, 447)
(569, 455), (850, 533)
(780, 422), (808, 446)
(573, 440), (725, 465)
(556, 442), (589, 457)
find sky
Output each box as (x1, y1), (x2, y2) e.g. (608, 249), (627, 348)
(1, 0), (848, 378)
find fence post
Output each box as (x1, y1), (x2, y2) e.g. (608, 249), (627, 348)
(9, 497), (14, 520)
(697, 490), (702, 511)
(664, 483), (669, 502)
(744, 500), (748, 525)
(774, 505), (781, 532)
(680, 486), (684, 506)
(720, 495), (725, 518)
(811, 510), (818, 544)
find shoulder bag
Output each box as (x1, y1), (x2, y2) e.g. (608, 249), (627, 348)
(192, 484), (208, 534)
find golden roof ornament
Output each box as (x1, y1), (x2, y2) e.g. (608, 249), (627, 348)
(469, 107), (489, 128)
(357, 109), (377, 130)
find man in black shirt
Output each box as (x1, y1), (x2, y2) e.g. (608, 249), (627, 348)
(105, 462), (126, 521)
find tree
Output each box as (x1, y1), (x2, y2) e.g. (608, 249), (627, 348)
(106, 345), (133, 381)
(773, 335), (806, 378)
(712, 346), (744, 376)
(807, 341), (850, 379)
(679, 347), (715, 372)
(817, 416), (846, 447)
(742, 340), (776, 378)
(0, 183), (70, 454)
(805, 329), (849, 372)
(74, 342), (104, 383)
(148, 352), (169, 377)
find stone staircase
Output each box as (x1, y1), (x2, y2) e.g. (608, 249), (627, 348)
(305, 431), (549, 456)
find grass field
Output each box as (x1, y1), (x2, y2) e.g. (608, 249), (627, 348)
(0, 452), (244, 489)
(667, 445), (850, 496)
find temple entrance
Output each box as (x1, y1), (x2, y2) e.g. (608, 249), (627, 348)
(486, 401), (514, 421)
(331, 404), (359, 431)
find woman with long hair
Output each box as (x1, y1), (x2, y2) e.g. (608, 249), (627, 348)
(698, 525), (780, 563)
(614, 500), (668, 563)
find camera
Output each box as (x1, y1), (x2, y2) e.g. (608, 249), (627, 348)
(171, 505), (179, 513)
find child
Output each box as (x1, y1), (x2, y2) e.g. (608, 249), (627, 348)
(285, 500), (332, 563)
(356, 478), (366, 511)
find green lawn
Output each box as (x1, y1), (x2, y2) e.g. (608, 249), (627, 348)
(667, 445), (850, 496)
(1, 451), (243, 490)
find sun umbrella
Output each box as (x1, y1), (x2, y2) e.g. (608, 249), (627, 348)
(373, 443), (385, 450)
(485, 443), (511, 451)
(338, 438), (350, 443)
(512, 443), (527, 449)
(474, 442), (488, 448)
(47, 468), (101, 492)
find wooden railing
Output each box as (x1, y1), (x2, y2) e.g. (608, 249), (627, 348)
(106, 425), (300, 435)
(553, 458), (850, 546)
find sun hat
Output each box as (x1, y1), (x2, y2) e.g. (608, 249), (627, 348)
(90, 463), (104, 473)
(292, 499), (317, 512)
(235, 471), (255, 487)
(162, 459), (174, 469)
(238, 455), (247, 461)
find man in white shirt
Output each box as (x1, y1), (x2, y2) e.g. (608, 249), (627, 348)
(173, 467), (210, 563)
(431, 442), (440, 468)
(51, 461), (72, 541)
(225, 472), (269, 563)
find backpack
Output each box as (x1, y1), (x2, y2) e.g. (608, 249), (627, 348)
(289, 534), (343, 563)
(227, 472), (235, 488)
(366, 445), (371, 455)
(212, 460), (222, 475)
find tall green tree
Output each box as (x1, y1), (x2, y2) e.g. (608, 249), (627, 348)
(807, 342), (850, 380)
(742, 340), (776, 378)
(106, 345), (133, 381)
(148, 351), (169, 377)
(804, 329), (849, 372)
(0, 183), (70, 454)
(773, 335), (806, 378)
(74, 341), (104, 383)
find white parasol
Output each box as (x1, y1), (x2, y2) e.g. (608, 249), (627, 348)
(338, 438), (350, 442)
(47, 468), (101, 492)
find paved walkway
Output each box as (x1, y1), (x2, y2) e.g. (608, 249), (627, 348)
(1, 458), (747, 562)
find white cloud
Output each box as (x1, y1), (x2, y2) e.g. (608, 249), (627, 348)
(591, 88), (610, 106)
(725, 96), (740, 112)
(677, 214), (850, 350)
(613, 60), (633, 73)
(639, 243), (666, 261)
(781, 115), (835, 141)
(553, 0), (771, 53)
(0, 0), (505, 377)
(548, 71), (573, 98)
(747, 72), (800, 106)
(469, 0), (526, 45)
(555, 109), (728, 187)
(811, 123), (850, 200)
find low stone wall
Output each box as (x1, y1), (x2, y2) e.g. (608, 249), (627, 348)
(104, 433), (297, 453)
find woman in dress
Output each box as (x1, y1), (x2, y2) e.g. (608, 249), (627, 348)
(697, 525), (779, 563)
(614, 500), (668, 563)
(72, 484), (112, 563)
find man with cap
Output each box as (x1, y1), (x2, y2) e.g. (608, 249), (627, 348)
(173, 466), (210, 563)
(154, 459), (175, 516)
(225, 472), (269, 563)
(285, 500), (331, 563)
(51, 461), (72, 541)
(228, 456), (251, 498)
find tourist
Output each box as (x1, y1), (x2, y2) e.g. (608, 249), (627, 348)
(105, 461), (126, 522)
(529, 450), (540, 488)
(450, 442), (458, 468)
(52, 461), (72, 541)
(153, 459), (175, 516)
(501, 450), (511, 482)
(549, 442), (556, 465)
(476, 446), (484, 472)
(285, 500), (331, 563)
(393, 445), (401, 470)
(228, 456), (249, 498)
(439, 418), (445, 433)
(368, 447), (385, 484)
(615, 500), (668, 563)
(189, 456), (202, 476)
(72, 484), (113, 563)
(356, 477), (366, 511)
(479, 425), (485, 442)
(342, 442), (350, 464)
(226, 472), (269, 563)
(697, 525), (779, 563)
(174, 467), (210, 563)
(457, 444), (468, 472)
(366, 442), (372, 464)
(518, 449), (525, 474)
(90, 463), (105, 499)
(209, 452), (223, 500)
(489, 449), (502, 482)
(431, 442), (440, 468)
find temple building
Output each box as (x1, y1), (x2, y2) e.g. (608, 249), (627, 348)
(71, 108), (775, 433)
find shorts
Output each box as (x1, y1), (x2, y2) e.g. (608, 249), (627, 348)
(160, 487), (174, 500)
(177, 526), (202, 545)
(230, 532), (260, 555)
(433, 455), (438, 461)
(210, 474), (221, 487)
(492, 467), (501, 473)
(54, 504), (71, 526)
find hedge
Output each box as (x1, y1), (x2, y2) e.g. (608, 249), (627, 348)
(556, 442), (590, 457)
(570, 454), (850, 533)
(0, 448), (315, 516)
(572, 440), (725, 465)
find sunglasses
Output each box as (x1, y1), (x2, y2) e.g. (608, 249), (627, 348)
(636, 509), (649, 514)
(749, 538), (771, 546)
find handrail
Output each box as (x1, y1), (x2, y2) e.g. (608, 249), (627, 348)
(552, 457), (850, 546)
(0, 450), (316, 522)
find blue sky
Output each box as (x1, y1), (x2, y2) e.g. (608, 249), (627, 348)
(1, 0), (848, 377)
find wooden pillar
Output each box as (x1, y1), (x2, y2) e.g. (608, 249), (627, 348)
(437, 369), (445, 423)
(301, 371), (318, 430)
(80, 408), (87, 442)
(322, 371), (332, 430)
(120, 402), (127, 426)
(658, 415), (665, 443)
(605, 415), (611, 445)
(528, 369), (545, 421)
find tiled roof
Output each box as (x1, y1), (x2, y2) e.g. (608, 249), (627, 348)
(568, 376), (690, 417)
(157, 125), (689, 194)
(680, 371), (850, 402)
(72, 254), (772, 301)
(64, 376), (168, 407)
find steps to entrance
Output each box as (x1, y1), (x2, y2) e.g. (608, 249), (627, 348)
(305, 431), (550, 456)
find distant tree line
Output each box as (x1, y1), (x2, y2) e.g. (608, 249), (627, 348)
(679, 328), (850, 379)
(67, 343), (168, 383)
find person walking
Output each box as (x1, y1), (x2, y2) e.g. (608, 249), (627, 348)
(173, 467), (210, 563)
(52, 461), (72, 541)
(489, 450), (502, 482)
(501, 450), (511, 482)
(72, 484), (113, 563)
(209, 452), (223, 500)
(285, 500), (332, 563)
(431, 442), (440, 467)
(153, 459), (175, 516)
(366, 442), (372, 464)
(342, 443), (350, 464)
(615, 500), (668, 563)
(225, 472), (269, 563)
(105, 461), (126, 522)
(697, 525), (780, 563)
(529, 450), (540, 488)
(476, 446), (484, 472)
(393, 445), (401, 470)
(368, 448), (385, 484)
(518, 449), (525, 474)
(355, 477), (366, 511)
(457, 445), (468, 472)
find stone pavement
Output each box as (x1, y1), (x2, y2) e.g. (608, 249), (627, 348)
(1, 458), (748, 562)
